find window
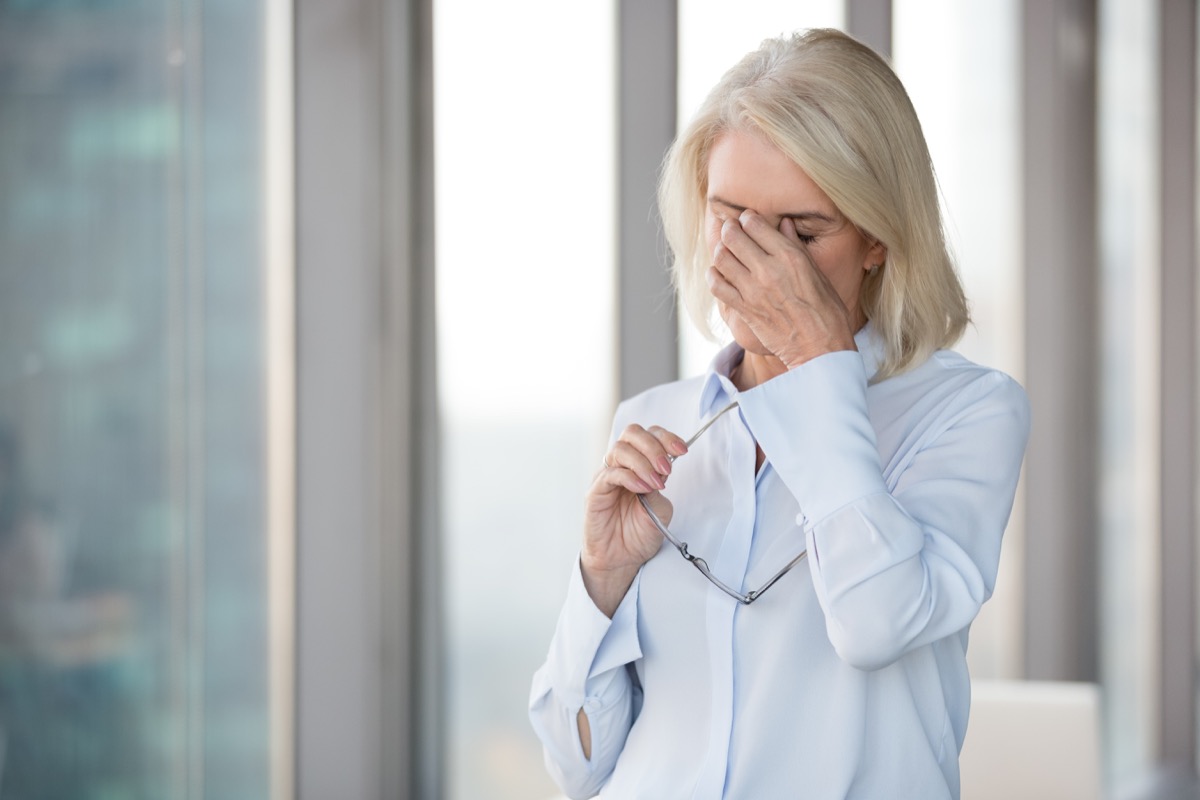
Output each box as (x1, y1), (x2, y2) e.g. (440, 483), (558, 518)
(893, 0), (1024, 680)
(1097, 0), (1161, 790)
(0, 2), (288, 798)
(434, 2), (616, 797)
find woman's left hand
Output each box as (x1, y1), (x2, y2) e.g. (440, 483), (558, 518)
(708, 210), (858, 369)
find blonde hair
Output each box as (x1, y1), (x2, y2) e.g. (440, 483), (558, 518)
(658, 28), (968, 379)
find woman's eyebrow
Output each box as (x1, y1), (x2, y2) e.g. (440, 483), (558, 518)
(708, 195), (837, 223)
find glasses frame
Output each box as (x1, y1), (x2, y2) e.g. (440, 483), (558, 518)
(636, 400), (808, 605)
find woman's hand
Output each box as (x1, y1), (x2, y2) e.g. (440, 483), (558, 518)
(708, 210), (858, 369)
(581, 423), (688, 617)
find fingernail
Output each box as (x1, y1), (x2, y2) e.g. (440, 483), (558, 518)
(670, 441), (688, 456)
(656, 456), (672, 475)
(635, 480), (653, 492)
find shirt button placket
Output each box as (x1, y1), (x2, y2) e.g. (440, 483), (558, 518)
(693, 413), (756, 799)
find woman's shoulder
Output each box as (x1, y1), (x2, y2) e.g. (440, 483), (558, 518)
(898, 347), (1029, 423)
(927, 348), (1025, 395)
(865, 347), (1029, 453)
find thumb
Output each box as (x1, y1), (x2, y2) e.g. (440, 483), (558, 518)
(640, 490), (674, 529)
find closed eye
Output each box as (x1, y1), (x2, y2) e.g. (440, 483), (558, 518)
(780, 218), (817, 245)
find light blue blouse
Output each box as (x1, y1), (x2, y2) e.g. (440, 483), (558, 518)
(529, 324), (1030, 799)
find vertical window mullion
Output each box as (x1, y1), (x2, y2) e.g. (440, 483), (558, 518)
(846, 0), (892, 58)
(618, 0), (679, 400)
(1021, 0), (1101, 683)
(1158, 0), (1198, 774)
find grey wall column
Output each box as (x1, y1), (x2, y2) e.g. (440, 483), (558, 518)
(846, 0), (892, 59)
(380, 0), (440, 796)
(1021, 0), (1100, 682)
(296, 0), (437, 798)
(1158, 0), (1197, 771)
(617, 0), (679, 399)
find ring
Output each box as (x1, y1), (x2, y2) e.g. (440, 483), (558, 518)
(602, 454), (613, 469)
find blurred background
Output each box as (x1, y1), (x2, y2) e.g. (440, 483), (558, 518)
(0, 0), (1195, 798)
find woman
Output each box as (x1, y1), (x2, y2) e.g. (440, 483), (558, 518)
(529, 28), (1029, 800)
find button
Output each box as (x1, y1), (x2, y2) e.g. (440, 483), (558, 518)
(583, 697), (602, 713)
(795, 513), (807, 527)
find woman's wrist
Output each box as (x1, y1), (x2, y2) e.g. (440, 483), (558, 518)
(579, 559), (640, 619)
(779, 335), (858, 371)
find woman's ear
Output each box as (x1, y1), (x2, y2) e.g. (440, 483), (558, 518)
(863, 239), (888, 272)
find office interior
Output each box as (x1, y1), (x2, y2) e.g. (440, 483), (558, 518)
(0, 0), (1196, 798)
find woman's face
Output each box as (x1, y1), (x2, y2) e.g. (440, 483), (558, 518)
(703, 128), (883, 356)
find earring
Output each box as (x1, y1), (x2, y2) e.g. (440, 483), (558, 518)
(868, 264), (881, 277)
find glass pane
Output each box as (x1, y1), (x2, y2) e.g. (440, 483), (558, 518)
(676, 0), (844, 378)
(894, 0), (1024, 679)
(433, 2), (616, 798)
(1097, 0), (1160, 791)
(0, 2), (277, 798)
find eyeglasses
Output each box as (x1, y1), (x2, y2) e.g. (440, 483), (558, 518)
(636, 400), (808, 605)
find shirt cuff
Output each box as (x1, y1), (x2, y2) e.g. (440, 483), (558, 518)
(546, 557), (643, 711)
(737, 349), (889, 525)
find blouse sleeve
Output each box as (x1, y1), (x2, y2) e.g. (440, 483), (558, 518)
(737, 349), (1030, 671)
(528, 407), (647, 799)
(528, 560), (643, 798)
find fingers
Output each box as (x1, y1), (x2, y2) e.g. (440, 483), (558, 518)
(715, 212), (807, 291)
(714, 211), (828, 308)
(601, 424), (689, 494)
(710, 241), (746, 305)
(724, 209), (791, 258)
(711, 212), (774, 306)
(598, 463), (658, 495)
(740, 210), (791, 255)
(779, 216), (804, 248)
(711, 232), (773, 312)
(707, 263), (742, 309)
(716, 215), (773, 292)
(720, 214), (767, 260)
(648, 425), (689, 459)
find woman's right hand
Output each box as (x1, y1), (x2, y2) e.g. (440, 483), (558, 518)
(580, 423), (688, 617)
